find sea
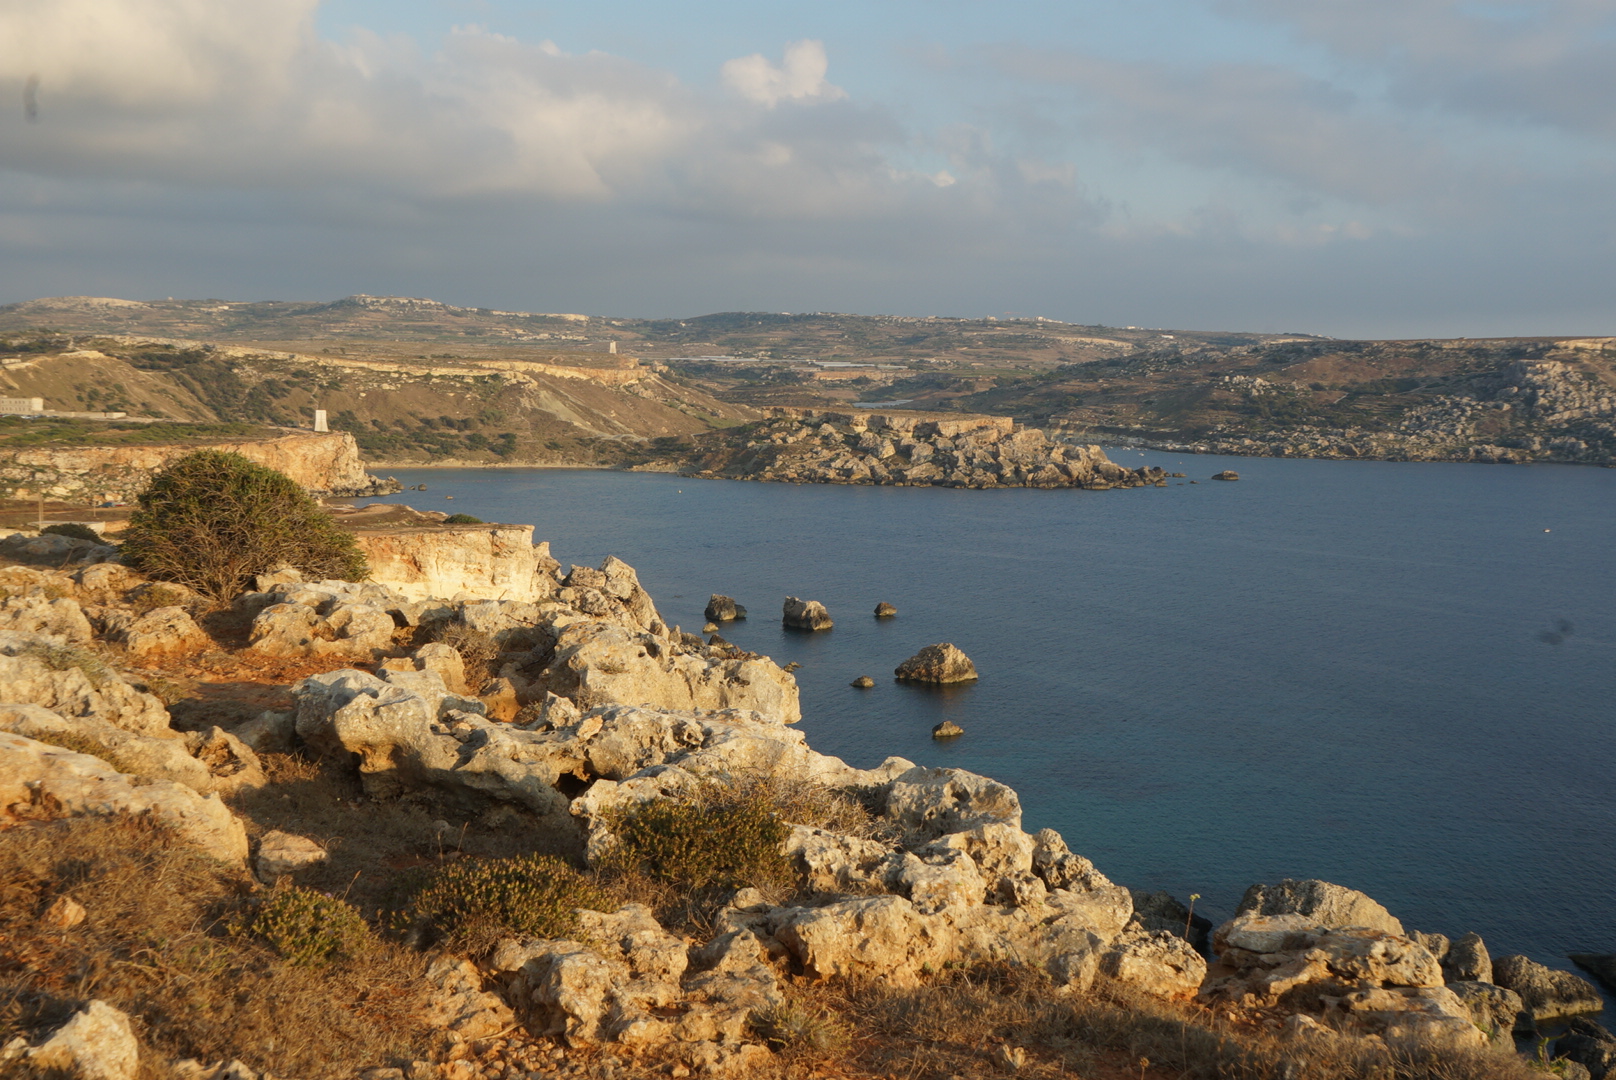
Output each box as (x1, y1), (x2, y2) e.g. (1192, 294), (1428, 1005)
(357, 450), (1616, 998)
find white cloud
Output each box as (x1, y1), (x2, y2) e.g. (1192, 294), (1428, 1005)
(721, 40), (847, 108)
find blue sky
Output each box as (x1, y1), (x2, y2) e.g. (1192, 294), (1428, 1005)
(1, 0), (1613, 337)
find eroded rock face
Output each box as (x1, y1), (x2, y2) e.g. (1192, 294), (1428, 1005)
(885, 766), (1022, 839)
(1236, 878), (1405, 936)
(355, 527), (560, 605)
(894, 643), (977, 684)
(1447, 981), (1526, 1038)
(0, 630), (171, 736)
(1101, 930), (1208, 999)
(247, 581), (398, 659)
(0, 592), (95, 645)
(0, 732), (247, 863)
(1493, 954), (1604, 1020)
(103, 606), (212, 659)
(0, 703), (212, 792)
(782, 597), (832, 631)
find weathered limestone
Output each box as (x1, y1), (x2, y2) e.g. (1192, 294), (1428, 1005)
(0, 591), (95, 645)
(246, 581), (398, 659)
(1492, 954), (1604, 1020)
(1447, 981), (1526, 1037)
(354, 526), (560, 605)
(0, 732), (247, 862)
(255, 830), (329, 883)
(1101, 930), (1208, 999)
(103, 606), (212, 659)
(782, 597), (832, 631)
(1235, 878), (1405, 936)
(704, 595), (746, 622)
(12, 1000), (140, 1080)
(0, 703), (212, 792)
(894, 643), (978, 684)
(0, 630), (171, 736)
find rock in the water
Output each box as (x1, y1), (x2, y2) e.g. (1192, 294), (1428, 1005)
(21, 1000), (140, 1080)
(1570, 953), (1616, 995)
(782, 596), (833, 631)
(932, 721), (964, 739)
(1556, 1018), (1616, 1080)
(704, 595), (747, 622)
(851, 676), (875, 688)
(1493, 954), (1604, 1020)
(1212, 470), (1240, 480)
(1235, 878), (1404, 936)
(1445, 932), (1493, 984)
(255, 830), (329, 883)
(874, 602), (897, 618)
(701, 622), (719, 633)
(894, 643), (978, 684)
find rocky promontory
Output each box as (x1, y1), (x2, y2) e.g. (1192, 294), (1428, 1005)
(0, 519), (1596, 1080)
(636, 408), (1169, 490)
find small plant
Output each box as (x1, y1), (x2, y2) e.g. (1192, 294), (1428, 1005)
(40, 522), (101, 543)
(412, 854), (604, 954)
(601, 784), (792, 894)
(751, 1002), (847, 1053)
(252, 884), (372, 966)
(1185, 893), (1201, 940)
(121, 450), (367, 600)
(442, 513), (484, 525)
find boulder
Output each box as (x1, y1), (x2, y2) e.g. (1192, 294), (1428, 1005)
(932, 721), (963, 739)
(1100, 930), (1208, 999)
(255, 830), (328, 883)
(1493, 954), (1604, 1020)
(183, 727), (267, 795)
(1556, 1018), (1616, 1080)
(775, 895), (953, 986)
(1570, 953), (1616, 995)
(782, 596), (833, 631)
(851, 676), (874, 688)
(0, 732), (247, 862)
(704, 595), (747, 622)
(232, 711), (296, 754)
(248, 585), (396, 658)
(1127, 889), (1213, 953)
(884, 766), (1021, 839)
(894, 643), (978, 684)
(0, 631), (172, 737)
(18, 1000), (140, 1080)
(104, 607), (212, 659)
(873, 603), (897, 618)
(0, 703), (212, 792)
(0, 592), (94, 645)
(1447, 981), (1526, 1038)
(1235, 878), (1405, 936)
(420, 956), (518, 1040)
(1212, 470), (1240, 480)
(1445, 931), (1493, 984)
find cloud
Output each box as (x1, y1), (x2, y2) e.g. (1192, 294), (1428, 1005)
(721, 40), (847, 108)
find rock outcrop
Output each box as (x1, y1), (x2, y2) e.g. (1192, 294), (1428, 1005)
(1492, 955), (1604, 1021)
(781, 597), (832, 631)
(662, 409), (1168, 490)
(1235, 878), (1404, 936)
(0, 630), (172, 736)
(0, 732), (248, 862)
(353, 525), (561, 604)
(704, 595), (746, 622)
(894, 643), (978, 684)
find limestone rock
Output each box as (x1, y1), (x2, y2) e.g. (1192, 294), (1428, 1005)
(0, 732), (247, 862)
(704, 595), (746, 622)
(932, 720), (963, 738)
(782, 596), (832, 631)
(247, 582), (397, 659)
(22, 1000), (140, 1080)
(1556, 1018), (1616, 1080)
(1128, 889), (1213, 953)
(889, 848), (986, 914)
(775, 894), (953, 986)
(1235, 878), (1405, 936)
(232, 711), (296, 754)
(884, 766), (1021, 839)
(1444, 932), (1493, 984)
(183, 727), (266, 795)
(1493, 954), (1604, 1020)
(1447, 981), (1526, 1038)
(255, 830), (328, 883)
(0, 630), (171, 737)
(894, 643), (977, 684)
(873, 602), (897, 618)
(421, 956), (517, 1040)
(43, 895), (87, 929)
(354, 526), (560, 605)
(109, 606), (211, 659)
(1212, 470), (1240, 480)
(0, 703), (211, 792)
(0, 592), (94, 645)
(786, 826), (895, 895)
(851, 676), (874, 688)
(1101, 930), (1208, 999)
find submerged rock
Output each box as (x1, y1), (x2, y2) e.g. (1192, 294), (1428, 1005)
(895, 643), (978, 684)
(1212, 470), (1240, 481)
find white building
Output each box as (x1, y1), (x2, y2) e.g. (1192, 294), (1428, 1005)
(0, 397), (44, 414)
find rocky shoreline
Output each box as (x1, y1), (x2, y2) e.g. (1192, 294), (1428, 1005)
(1, 523), (1612, 1079)
(633, 408), (1173, 490)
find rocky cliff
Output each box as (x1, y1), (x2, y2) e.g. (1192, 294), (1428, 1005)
(0, 430), (391, 502)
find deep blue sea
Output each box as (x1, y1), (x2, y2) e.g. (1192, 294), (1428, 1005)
(359, 451), (1616, 993)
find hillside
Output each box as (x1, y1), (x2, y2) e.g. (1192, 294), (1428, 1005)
(5, 294), (1614, 466)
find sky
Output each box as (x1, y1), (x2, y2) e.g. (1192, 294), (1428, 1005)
(1, 0), (1614, 338)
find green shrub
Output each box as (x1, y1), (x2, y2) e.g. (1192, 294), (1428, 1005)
(252, 885), (372, 966)
(603, 786), (791, 893)
(442, 513), (484, 525)
(751, 1002), (848, 1053)
(40, 522), (101, 543)
(121, 450), (367, 600)
(413, 854), (604, 954)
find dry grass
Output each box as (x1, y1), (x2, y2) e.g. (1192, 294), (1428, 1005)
(418, 622), (499, 691)
(0, 817), (434, 1079)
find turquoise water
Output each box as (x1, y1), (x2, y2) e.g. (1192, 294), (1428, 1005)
(360, 453), (1616, 986)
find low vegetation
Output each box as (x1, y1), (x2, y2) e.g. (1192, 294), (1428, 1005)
(121, 450), (367, 599)
(411, 854), (605, 955)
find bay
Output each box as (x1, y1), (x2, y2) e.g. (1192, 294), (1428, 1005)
(359, 450), (1616, 995)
